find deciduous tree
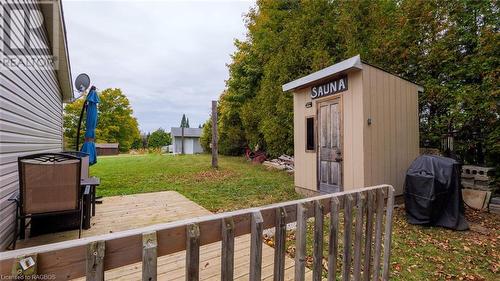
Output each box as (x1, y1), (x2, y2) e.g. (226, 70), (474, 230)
(203, 0), (499, 171)
(63, 88), (141, 152)
(147, 128), (171, 148)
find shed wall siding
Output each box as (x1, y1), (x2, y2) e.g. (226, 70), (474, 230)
(0, 2), (63, 249)
(293, 70), (364, 192)
(361, 65), (419, 195)
(173, 137), (202, 154)
(293, 87), (317, 191)
(341, 70), (365, 190)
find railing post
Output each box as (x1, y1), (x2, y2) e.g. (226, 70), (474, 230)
(186, 223), (200, 281)
(328, 197), (340, 281)
(372, 188), (386, 280)
(142, 231), (158, 281)
(363, 190), (375, 281)
(273, 207), (287, 281)
(86, 240), (105, 281)
(313, 200), (324, 281)
(382, 186), (395, 281)
(250, 211), (264, 281)
(221, 217), (235, 281)
(295, 202), (308, 281)
(353, 193), (365, 281)
(342, 194), (354, 281)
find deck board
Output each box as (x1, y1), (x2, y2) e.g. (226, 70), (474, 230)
(13, 191), (311, 280)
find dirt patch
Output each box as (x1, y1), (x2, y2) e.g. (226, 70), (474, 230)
(178, 169), (237, 183)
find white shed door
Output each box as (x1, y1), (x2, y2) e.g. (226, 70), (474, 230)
(184, 138), (194, 154)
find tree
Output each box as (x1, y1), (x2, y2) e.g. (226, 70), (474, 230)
(131, 132), (149, 150)
(180, 114), (191, 128)
(63, 88), (140, 152)
(180, 114), (187, 128)
(200, 119), (212, 152)
(203, 0), (499, 168)
(147, 128), (171, 148)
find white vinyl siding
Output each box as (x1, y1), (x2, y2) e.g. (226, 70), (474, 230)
(0, 1), (64, 249)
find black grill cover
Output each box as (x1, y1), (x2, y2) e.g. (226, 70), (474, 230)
(404, 155), (468, 230)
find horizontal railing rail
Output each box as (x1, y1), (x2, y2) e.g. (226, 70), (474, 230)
(0, 184), (395, 281)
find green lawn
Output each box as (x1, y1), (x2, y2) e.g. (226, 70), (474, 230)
(281, 207), (499, 281)
(91, 154), (499, 280)
(90, 153), (301, 212)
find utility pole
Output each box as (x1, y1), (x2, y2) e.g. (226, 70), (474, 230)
(211, 100), (218, 168)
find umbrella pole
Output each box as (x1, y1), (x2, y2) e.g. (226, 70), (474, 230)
(75, 101), (87, 151)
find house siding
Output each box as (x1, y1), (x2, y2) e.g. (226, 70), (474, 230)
(0, 2), (64, 249)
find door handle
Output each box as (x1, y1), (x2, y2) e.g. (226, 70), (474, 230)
(335, 151), (342, 162)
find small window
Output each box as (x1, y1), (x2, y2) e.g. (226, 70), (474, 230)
(306, 117), (315, 151)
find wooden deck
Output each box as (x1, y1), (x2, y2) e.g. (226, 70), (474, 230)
(14, 191), (311, 280)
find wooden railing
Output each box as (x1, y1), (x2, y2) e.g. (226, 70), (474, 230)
(0, 185), (395, 281)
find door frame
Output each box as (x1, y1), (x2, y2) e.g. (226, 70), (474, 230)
(315, 95), (344, 192)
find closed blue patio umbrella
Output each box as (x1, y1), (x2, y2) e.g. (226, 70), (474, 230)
(80, 87), (99, 165)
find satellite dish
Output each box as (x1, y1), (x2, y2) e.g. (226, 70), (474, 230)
(74, 73), (90, 93)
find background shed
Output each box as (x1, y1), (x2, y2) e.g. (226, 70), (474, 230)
(96, 143), (119, 155)
(171, 127), (203, 154)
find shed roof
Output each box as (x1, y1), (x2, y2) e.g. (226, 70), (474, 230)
(171, 127), (202, 138)
(282, 55), (423, 92)
(282, 55), (362, 92)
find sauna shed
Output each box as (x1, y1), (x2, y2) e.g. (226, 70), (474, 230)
(282, 55), (423, 196)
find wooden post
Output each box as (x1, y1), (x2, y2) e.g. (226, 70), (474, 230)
(273, 207), (286, 281)
(86, 240), (105, 281)
(12, 254), (37, 278)
(250, 211), (264, 281)
(353, 193), (365, 281)
(142, 231), (158, 281)
(186, 223), (200, 281)
(211, 100), (218, 168)
(372, 189), (385, 280)
(295, 202), (308, 281)
(342, 194), (353, 281)
(328, 197), (340, 281)
(313, 200), (324, 281)
(221, 217), (235, 281)
(363, 191), (375, 281)
(382, 186), (395, 281)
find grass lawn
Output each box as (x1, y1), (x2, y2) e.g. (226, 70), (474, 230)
(91, 154), (499, 280)
(281, 207), (499, 281)
(90, 153), (301, 212)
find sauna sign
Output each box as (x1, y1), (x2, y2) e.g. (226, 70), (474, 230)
(310, 76), (348, 99)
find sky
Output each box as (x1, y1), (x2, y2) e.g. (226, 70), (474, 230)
(63, 0), (254, 133)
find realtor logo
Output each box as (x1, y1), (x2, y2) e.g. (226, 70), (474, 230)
(0, 0), (59, 70)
